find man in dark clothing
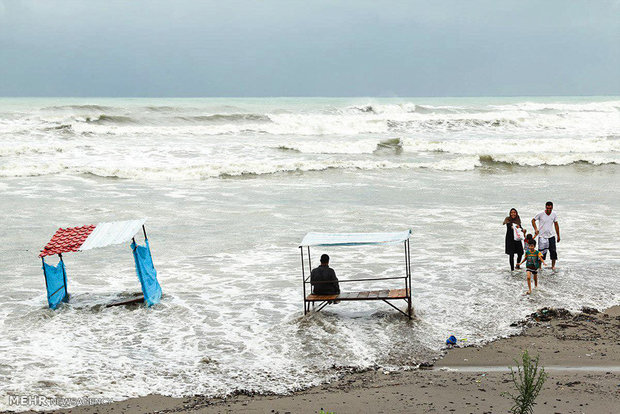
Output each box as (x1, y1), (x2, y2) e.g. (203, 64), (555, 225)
(310, 254), (340, 295)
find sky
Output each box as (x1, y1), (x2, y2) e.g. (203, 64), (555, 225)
(0, 0), (619, 97)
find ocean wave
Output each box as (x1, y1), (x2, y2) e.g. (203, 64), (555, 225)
(42, 115), (599, 136)
(347, 103), (475, 115)
(5, 98), (619, 138)
(145, 105), (186, 112)
(0, 157), (483, 179)
(489, 100), (620, 113)
(0, 151), (617, 180)
(0, 145), (64, 157)
(345, 103), (487, 115)
(276, 138), (404, 155)
(402, 136), (620, 155)
(275, 139), (379, 154)
(276, 145), (301, 153)
(83, 114), (136, 124)
(478, 153), (618, 167)
(347, 105), (376, 113)
(409, 104), (483, 114)
(43, 123), (74, 134)
(387, 118), (522, 132)
(178, 114), (272, 123)
(273, 136), (620, 157)
(375, 138), (403, 154)
(42, 104), (113, 111)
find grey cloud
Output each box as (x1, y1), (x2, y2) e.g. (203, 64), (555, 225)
(0, 0), (618, 96)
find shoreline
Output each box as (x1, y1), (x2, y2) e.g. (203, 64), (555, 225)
(12, 305), (620, 414)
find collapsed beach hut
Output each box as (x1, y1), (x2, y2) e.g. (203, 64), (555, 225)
(299, 230), (412, 318)
(39, 218), (161, 309)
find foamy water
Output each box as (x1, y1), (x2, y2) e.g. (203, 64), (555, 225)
(0, 97), (619, 410)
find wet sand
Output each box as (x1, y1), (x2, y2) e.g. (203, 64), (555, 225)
(16, 306), (620, 414)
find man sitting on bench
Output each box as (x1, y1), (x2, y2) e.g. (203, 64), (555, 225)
(311, 254), (340, 295)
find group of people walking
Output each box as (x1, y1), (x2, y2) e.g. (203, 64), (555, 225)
(504, 201), (561, 294)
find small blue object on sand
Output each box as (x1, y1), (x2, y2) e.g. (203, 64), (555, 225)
(446, 335), (457, 345)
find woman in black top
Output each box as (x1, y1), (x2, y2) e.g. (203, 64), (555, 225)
(503, 208), (525, 271)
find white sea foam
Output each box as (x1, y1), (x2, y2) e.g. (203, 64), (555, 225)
(0, 157), (484, 179)
(1, 174), (618, 411)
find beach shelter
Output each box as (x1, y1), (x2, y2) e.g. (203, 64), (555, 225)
(38, 218), (161, 309)
(299, 230), (412, 318)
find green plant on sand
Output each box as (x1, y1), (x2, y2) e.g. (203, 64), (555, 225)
(502, 350), (548, 414)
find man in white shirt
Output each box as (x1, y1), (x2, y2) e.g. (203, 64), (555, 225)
(531, 201), (561, 270)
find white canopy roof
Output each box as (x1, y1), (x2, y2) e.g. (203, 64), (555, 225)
(300, 230), (411, 247)
(79, 218), (147, 251)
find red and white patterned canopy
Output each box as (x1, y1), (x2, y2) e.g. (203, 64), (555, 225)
(39, 219), (146, 257)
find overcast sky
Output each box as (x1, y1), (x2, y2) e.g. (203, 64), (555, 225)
(1, 0), (619, 97)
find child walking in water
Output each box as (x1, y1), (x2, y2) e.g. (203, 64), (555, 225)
(519, 239), (546, 295)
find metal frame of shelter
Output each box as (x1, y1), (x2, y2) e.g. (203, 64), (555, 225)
(38, 218), (162, 309)
(299, 230), (412, 319)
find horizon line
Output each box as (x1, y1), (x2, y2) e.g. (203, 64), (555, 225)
(0, 94), (619, 99)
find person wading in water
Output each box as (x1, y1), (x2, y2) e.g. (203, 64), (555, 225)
(503, 208), (526, 271)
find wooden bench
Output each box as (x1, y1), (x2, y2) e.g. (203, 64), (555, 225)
(305, 288), (411, 318)
(306, 288), (409, 302)
(105, 296), (145, 308)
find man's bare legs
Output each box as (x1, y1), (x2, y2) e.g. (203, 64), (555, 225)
(552, 259), (556, 271)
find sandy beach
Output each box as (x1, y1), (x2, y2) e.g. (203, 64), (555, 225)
(17, 305), (617, 414)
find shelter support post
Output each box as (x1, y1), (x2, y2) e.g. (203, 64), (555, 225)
(307, 246), (314, 310)
(41, 257), (48, 293)
(300, 247), (307, 315)
(59, 253), (68, 302)
(407, 239), (412, 318)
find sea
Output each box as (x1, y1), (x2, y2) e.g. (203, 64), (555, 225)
(0, 97), (618, 410)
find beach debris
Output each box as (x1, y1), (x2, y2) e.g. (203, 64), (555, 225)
(446, 335), (457, 345)
(529, 307), (571, 322)
(581, 306), (599, 315)
(418, 362), (434, 370)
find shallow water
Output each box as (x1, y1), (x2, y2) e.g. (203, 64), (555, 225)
(0, 97), (618, 410)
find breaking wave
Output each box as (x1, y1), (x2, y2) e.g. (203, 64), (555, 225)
(83, 114), (137, 124)
(375, 138), (403, 154)
(42, 104), (113, 111)
(1, 97), (618, 181)
(178, 114), (272, 123)
(2, 97), (618, 138)
(401, 136), (620, 155)
(388, 118), (521, 131)
(43, 123), (74, 134)
(478, 154), (618, 167)
(3, 152), (617, 180)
